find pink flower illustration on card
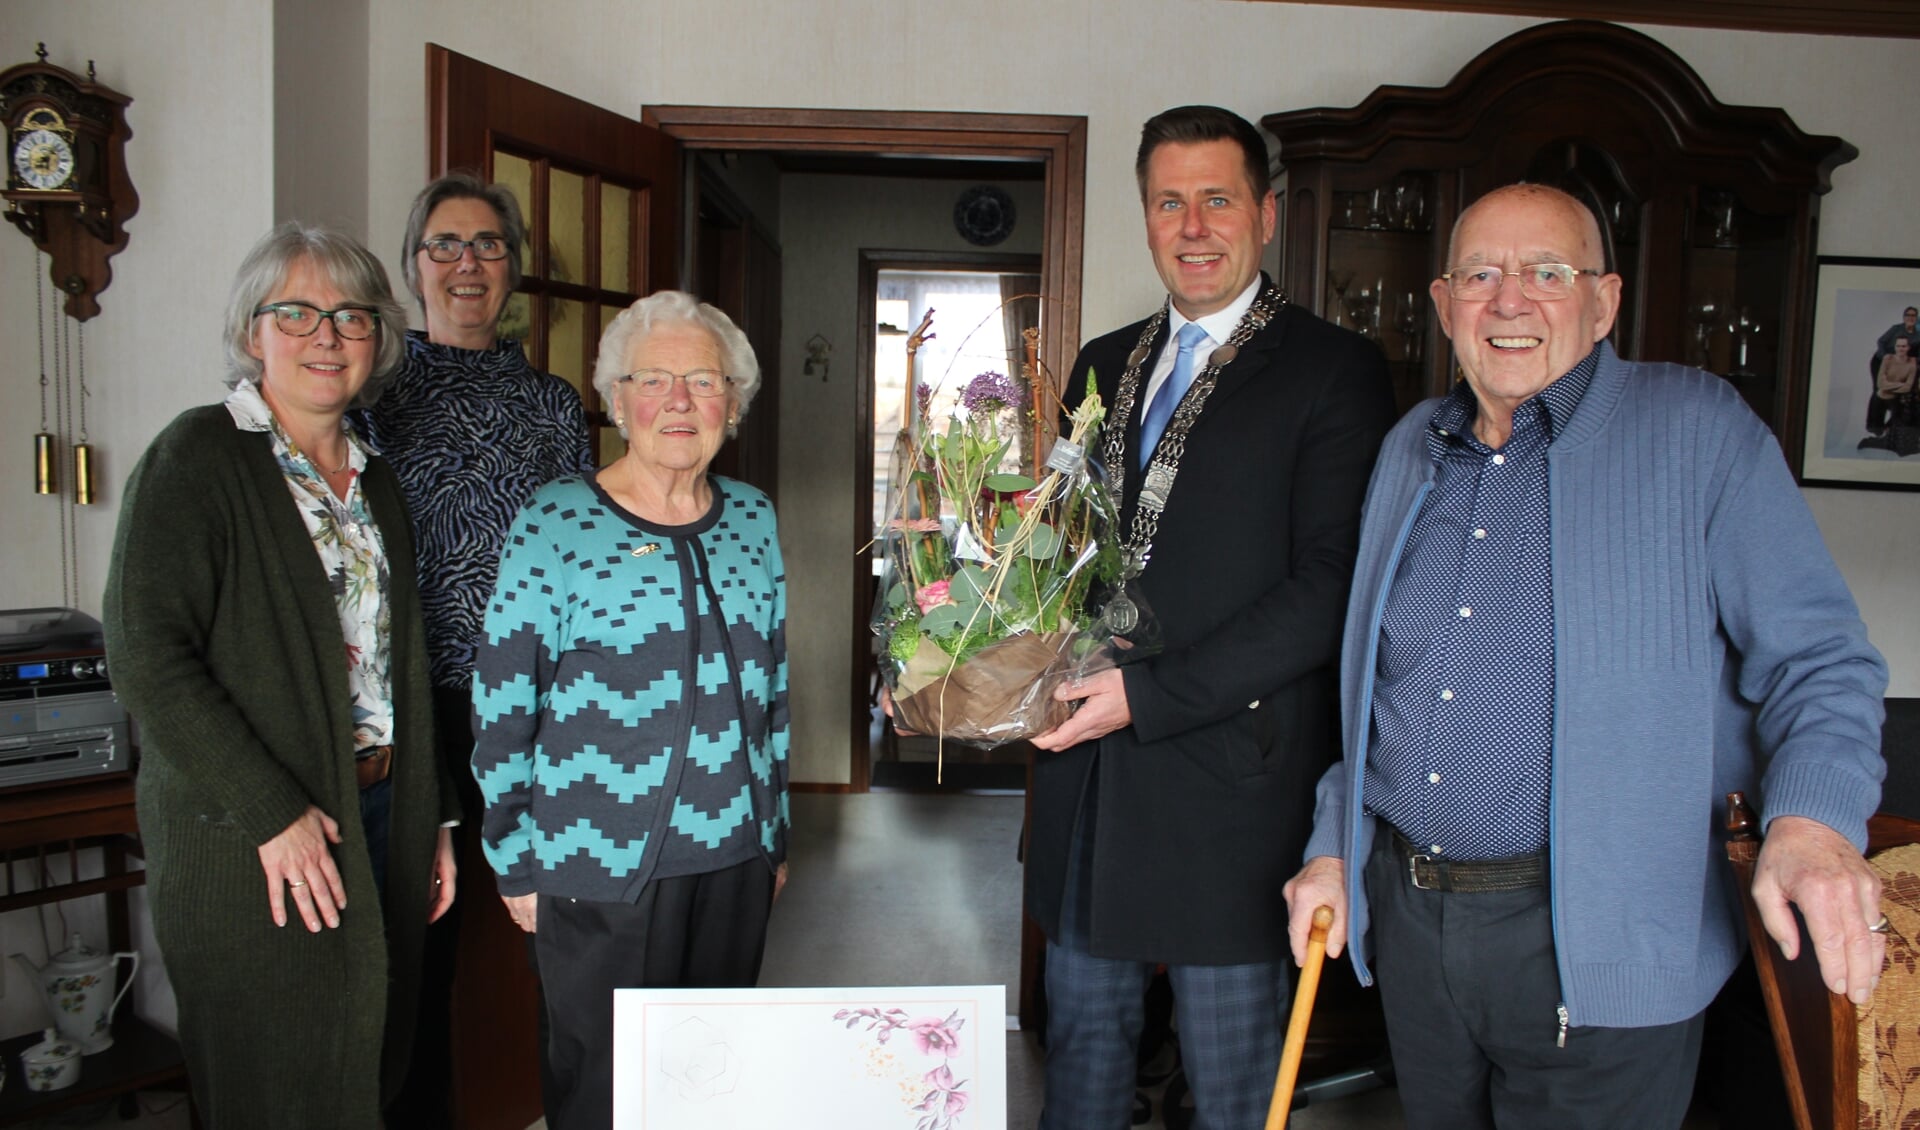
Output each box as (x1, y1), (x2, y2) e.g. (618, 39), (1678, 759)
(832, 1005), (971, 1130)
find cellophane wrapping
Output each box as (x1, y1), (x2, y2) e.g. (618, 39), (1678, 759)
(872, 371), (1156, 747)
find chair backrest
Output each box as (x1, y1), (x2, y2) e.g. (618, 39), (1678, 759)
(1725, 791), (1920, 1130)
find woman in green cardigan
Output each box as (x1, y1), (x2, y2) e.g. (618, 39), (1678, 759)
(103, 223), (459, 1127)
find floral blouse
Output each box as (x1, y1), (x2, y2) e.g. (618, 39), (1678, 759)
(225, 382), (394, 751)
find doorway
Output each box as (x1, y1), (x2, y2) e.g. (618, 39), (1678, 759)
(862, 256), (1042, 793)
(643, 106), (1087, 795)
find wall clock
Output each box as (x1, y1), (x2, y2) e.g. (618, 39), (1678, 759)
(2, 44), (137, 321)
(953, 185), (1016, 247)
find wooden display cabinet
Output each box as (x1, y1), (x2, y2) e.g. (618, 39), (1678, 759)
(1264, 19), (1855, 472)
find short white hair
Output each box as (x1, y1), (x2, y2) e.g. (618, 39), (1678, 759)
(592, 291), (760, 437)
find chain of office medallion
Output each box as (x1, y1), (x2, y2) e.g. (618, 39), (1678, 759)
(1099, 282), (1286, 574)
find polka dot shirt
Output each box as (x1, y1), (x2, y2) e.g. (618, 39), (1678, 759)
(1361, 348), (1600, 860)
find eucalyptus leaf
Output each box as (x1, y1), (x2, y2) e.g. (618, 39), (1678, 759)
(918, 603), (964, 638)
(953, 563), (994, 604)
(1029, 523), (1060, 560)
(984, 473), (1038, 493)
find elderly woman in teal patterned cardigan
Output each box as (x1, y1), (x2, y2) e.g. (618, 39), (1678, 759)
(471, 289), (789, 1130)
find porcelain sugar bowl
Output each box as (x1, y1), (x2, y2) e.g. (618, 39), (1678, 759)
(20, 1029), (79, 1092)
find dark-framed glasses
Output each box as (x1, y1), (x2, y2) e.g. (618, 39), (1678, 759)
(1440, 262), (1603, 301)
(418, 236), (511, 263)
(618, 369), (732, 398)
(252, 302), (381, 340)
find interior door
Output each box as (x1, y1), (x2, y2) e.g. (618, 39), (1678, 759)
(425, 43), (683, 1130)
(429, 43), (682, 467)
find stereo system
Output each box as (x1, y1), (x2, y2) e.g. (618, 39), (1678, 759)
(0, 608), (129, 789)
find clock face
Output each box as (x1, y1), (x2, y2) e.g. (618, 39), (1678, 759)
(12, 129), (76, 191)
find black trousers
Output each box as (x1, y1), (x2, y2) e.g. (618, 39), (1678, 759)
(1366, 824), (1704, 1130)
(382, 687), (472, 1128)
(535, 857), (775, 1130)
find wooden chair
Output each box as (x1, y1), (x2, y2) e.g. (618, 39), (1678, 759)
(1725, 791), (1920, 1130)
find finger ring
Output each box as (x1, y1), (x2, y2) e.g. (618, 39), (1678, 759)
(1870, 914), (1892, 934)
(288, 880), (308, 889)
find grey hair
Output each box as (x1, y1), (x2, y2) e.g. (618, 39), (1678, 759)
(592, 291), (761, 438)
(400, 171), (527, 312)
(222, 222), (408, 405)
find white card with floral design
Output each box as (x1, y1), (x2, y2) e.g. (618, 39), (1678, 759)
(614, 985), (1007, 1128)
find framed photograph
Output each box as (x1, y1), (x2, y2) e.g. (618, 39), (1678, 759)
(1801, 256), (1920, 489)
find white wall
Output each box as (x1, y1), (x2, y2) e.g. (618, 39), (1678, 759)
(777, 173), (1045, 784)
(0, 0), (273, 1039)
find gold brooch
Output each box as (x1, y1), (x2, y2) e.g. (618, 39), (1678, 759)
(632, 543), (661, 557)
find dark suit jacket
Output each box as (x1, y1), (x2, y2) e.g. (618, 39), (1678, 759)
(1027, 286), (1394, 964)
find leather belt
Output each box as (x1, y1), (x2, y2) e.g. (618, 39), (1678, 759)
(355, 745), (393, 790)
(1392, 831), (1545, 893)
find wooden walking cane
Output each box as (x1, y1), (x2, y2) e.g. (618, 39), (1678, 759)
(1265, 905), (1335, 1130)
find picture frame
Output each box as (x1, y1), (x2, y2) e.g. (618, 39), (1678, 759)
(1800, 256), (1920, 490)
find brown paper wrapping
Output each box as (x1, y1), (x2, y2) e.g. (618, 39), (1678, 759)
(894, 630), (1077, 744)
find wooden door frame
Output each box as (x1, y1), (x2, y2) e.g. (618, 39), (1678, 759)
(641, 106), (1087, 794)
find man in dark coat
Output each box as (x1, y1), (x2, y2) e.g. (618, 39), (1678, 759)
(1029, 105), (1395, 1129)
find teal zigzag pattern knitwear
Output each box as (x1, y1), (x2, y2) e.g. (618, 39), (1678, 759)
(472, 475), (789, 902)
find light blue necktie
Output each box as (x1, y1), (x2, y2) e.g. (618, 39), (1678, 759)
(1138, 322), (1210, 469)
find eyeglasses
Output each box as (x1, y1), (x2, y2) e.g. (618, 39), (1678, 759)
(418, 237), (510, 263)
(617, 369), (732, 398)
(252, 302), (381, 340)
(1439, 262), (1604, 301)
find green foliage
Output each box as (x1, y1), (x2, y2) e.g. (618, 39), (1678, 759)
(873, 376), (1126, 698)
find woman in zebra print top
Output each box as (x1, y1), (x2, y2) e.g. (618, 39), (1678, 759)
(351, 171), (594, 1125)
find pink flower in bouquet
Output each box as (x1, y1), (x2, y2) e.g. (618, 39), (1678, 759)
(1013, 487), (1043, 517)
(908, 1015), (962, 1057)
(915, 581), (955, 614)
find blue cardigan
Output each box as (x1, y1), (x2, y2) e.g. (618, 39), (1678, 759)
(1305, 343), (1887, 1028)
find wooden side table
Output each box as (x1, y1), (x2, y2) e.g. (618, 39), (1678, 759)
(0, 773), (192, 1125)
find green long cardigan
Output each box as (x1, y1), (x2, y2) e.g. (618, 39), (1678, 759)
(103, 404), (453, 1127)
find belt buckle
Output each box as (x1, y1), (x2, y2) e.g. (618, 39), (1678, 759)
(1408, 852), (1437, 891)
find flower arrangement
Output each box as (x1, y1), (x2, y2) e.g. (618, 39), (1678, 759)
(873, 367), (1133, 746)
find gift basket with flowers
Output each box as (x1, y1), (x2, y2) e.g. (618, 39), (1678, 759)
(872, 320), (1153, 749)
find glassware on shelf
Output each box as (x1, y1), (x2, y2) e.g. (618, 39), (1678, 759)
(1390, 174), (1429, 233)
(1328, 269), (1356, 327)
(1340, 193), (1362, 230)
(1727, 307), (1761, 380)
(1397, 291), (1424, 364)
(1366, 187), (1389, 230)
(1347, 287), (1380, 339)
(1706, 191), (1739, 248)
(1690, 297), (1720, 369)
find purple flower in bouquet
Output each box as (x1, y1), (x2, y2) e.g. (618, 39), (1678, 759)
(960, 370), (1026, 416)
(915, 382), (936, 419)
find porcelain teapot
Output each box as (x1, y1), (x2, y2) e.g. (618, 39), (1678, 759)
(10, 934), (139, 1054)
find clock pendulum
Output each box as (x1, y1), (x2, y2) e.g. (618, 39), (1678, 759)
(31, 249), (55, 494)
(73, 316), (93, 506)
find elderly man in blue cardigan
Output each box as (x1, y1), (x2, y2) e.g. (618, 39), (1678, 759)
(1284, 183), (1888, 1129)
